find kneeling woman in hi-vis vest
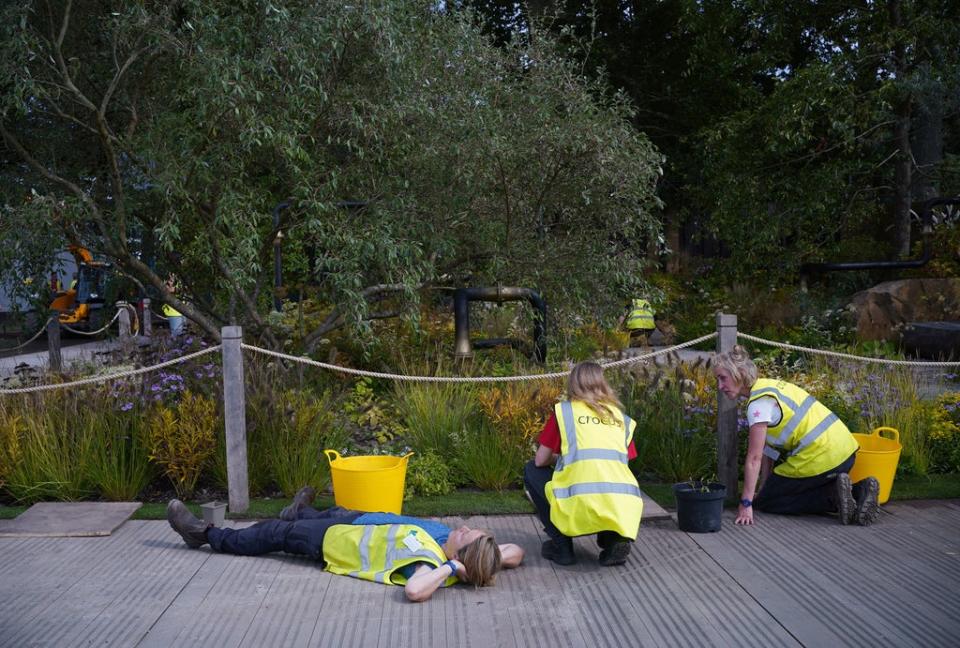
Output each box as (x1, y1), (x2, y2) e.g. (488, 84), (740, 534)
(167, 488), (524, 602)
(524, 362), (643, 566)
(713, 345), (881, 527)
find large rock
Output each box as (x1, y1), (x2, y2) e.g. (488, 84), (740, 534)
(849, 278), (960, 341)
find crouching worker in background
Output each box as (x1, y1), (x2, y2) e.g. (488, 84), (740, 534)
(524, 361), (643, 566)
(167, 487), (524, 602)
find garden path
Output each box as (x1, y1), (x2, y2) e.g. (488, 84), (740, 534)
(0, 501), (957, 647)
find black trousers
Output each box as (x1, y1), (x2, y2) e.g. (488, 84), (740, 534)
(207, 507), (361, 557)
(754, 452), (858, 515)
(523, 460), (626, 547)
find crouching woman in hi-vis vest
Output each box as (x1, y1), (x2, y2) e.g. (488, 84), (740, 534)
(166, 487), (524, 602)
(713, 345), (881, 527)
(524, 361), (643, 566)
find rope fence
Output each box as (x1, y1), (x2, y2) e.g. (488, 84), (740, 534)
(738, 332), (960, 367)
(0, 317), (54, 351)
(240, 332), (719, 383)
(60, 308), (124, 336)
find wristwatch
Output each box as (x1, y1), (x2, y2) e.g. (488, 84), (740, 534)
(740, 498), (753, 508)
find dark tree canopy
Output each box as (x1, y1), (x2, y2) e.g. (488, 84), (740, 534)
(1, 0), (663, 345)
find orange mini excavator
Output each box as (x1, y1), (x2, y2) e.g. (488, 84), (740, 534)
(48, 245), (113, 328)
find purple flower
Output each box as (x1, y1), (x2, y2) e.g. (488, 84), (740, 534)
(120, 402), (134, 412)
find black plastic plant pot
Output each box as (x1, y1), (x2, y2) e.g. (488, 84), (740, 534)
(673, 481), (727, 533)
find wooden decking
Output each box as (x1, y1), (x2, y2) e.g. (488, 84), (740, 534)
(1, 500), (958, 647)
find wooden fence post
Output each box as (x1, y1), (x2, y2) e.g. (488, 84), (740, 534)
(47, 315), (62, 372)
(142, 299), (152, 338)
(117, 301), (131, 338)
(221, 326), (249, 513)
(716, 312), (739, 502)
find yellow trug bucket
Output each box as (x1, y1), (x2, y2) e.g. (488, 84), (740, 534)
(848, 427), (902, 505)
(324, 450), (414, 514)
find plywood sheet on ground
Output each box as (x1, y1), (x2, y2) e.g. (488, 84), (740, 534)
(0, 501), (141, 537)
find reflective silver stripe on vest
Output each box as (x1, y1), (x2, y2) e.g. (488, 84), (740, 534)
(351, 524), (375, 578)
(556, 401), (577, 472)
(763, 445), (781, 461)
(771, 394), (816, 446)
(751, 386), (800, 411)
(556, 402), (630, 468)
(788, 413), (838, 457)
(371, 524), (444, 584)
(552, 482), (641, 499)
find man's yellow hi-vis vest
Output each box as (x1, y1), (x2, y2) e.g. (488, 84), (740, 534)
(322, 523), (457, 587)
(162, 303), (182, 317)
(625, 299), (655, 331)
(544, 401), (643, 538)
(749, 379), (858, 478)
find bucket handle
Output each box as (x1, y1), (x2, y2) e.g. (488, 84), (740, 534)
(871, 427), (900, 443)
(323, 449), (341, 465)
(399, 451), (415, 464)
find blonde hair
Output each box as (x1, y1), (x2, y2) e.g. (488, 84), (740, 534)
(457, 534), (501, 587)
(713, 345), (758, 390)
(567, 361), (623, 421)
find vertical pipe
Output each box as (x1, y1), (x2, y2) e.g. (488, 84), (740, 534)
(453, 289), (472, 358)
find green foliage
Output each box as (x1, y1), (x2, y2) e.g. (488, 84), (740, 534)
(626, 363), (716, 483)
(147, 392), (218, 498)
(453, 422), (526, 492)
(928, 393), (960, 474)
(343, 377), (405, 447)
(404, 451), (455, 499)
(86, 410), (153, 502)
(393, 382), (477, 457)
(266, 390), (348, 497)
(0, 393), (96, 503)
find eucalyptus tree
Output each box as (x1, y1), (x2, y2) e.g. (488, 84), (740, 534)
(1, 0), (662, 347)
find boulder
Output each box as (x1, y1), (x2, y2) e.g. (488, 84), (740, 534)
(849, 278), (960, 341)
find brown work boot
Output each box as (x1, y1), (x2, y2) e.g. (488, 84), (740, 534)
(167, 499), (210, 548)
(835, 473), (857, 525)
(854, 477), (881, 526)
(279, 485), (317, 522)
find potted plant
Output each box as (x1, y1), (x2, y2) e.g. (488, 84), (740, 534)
(672, 479), (726, 533)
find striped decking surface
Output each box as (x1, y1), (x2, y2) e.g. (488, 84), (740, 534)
(0, 501), (957, 647)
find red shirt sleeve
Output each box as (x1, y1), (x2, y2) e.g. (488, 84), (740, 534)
(539, 410), (639, 460)
(537, 412), (562, 454)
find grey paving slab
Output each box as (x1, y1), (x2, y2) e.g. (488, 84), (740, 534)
(0, 501), (141, 537)
(0, 504), (958, 648)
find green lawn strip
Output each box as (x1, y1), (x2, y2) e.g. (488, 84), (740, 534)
(2, 474), (957, 521)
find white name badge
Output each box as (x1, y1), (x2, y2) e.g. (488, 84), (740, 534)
(403, 532), (423, 552)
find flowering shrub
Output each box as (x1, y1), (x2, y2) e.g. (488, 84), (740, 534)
(929, 393), (960, 474)
(147, 391), (219, 498)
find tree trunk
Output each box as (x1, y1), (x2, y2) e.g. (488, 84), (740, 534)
(910, 82), (944, 204)
(892, 99), (913, 258)
(888, 0), (912, 258)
